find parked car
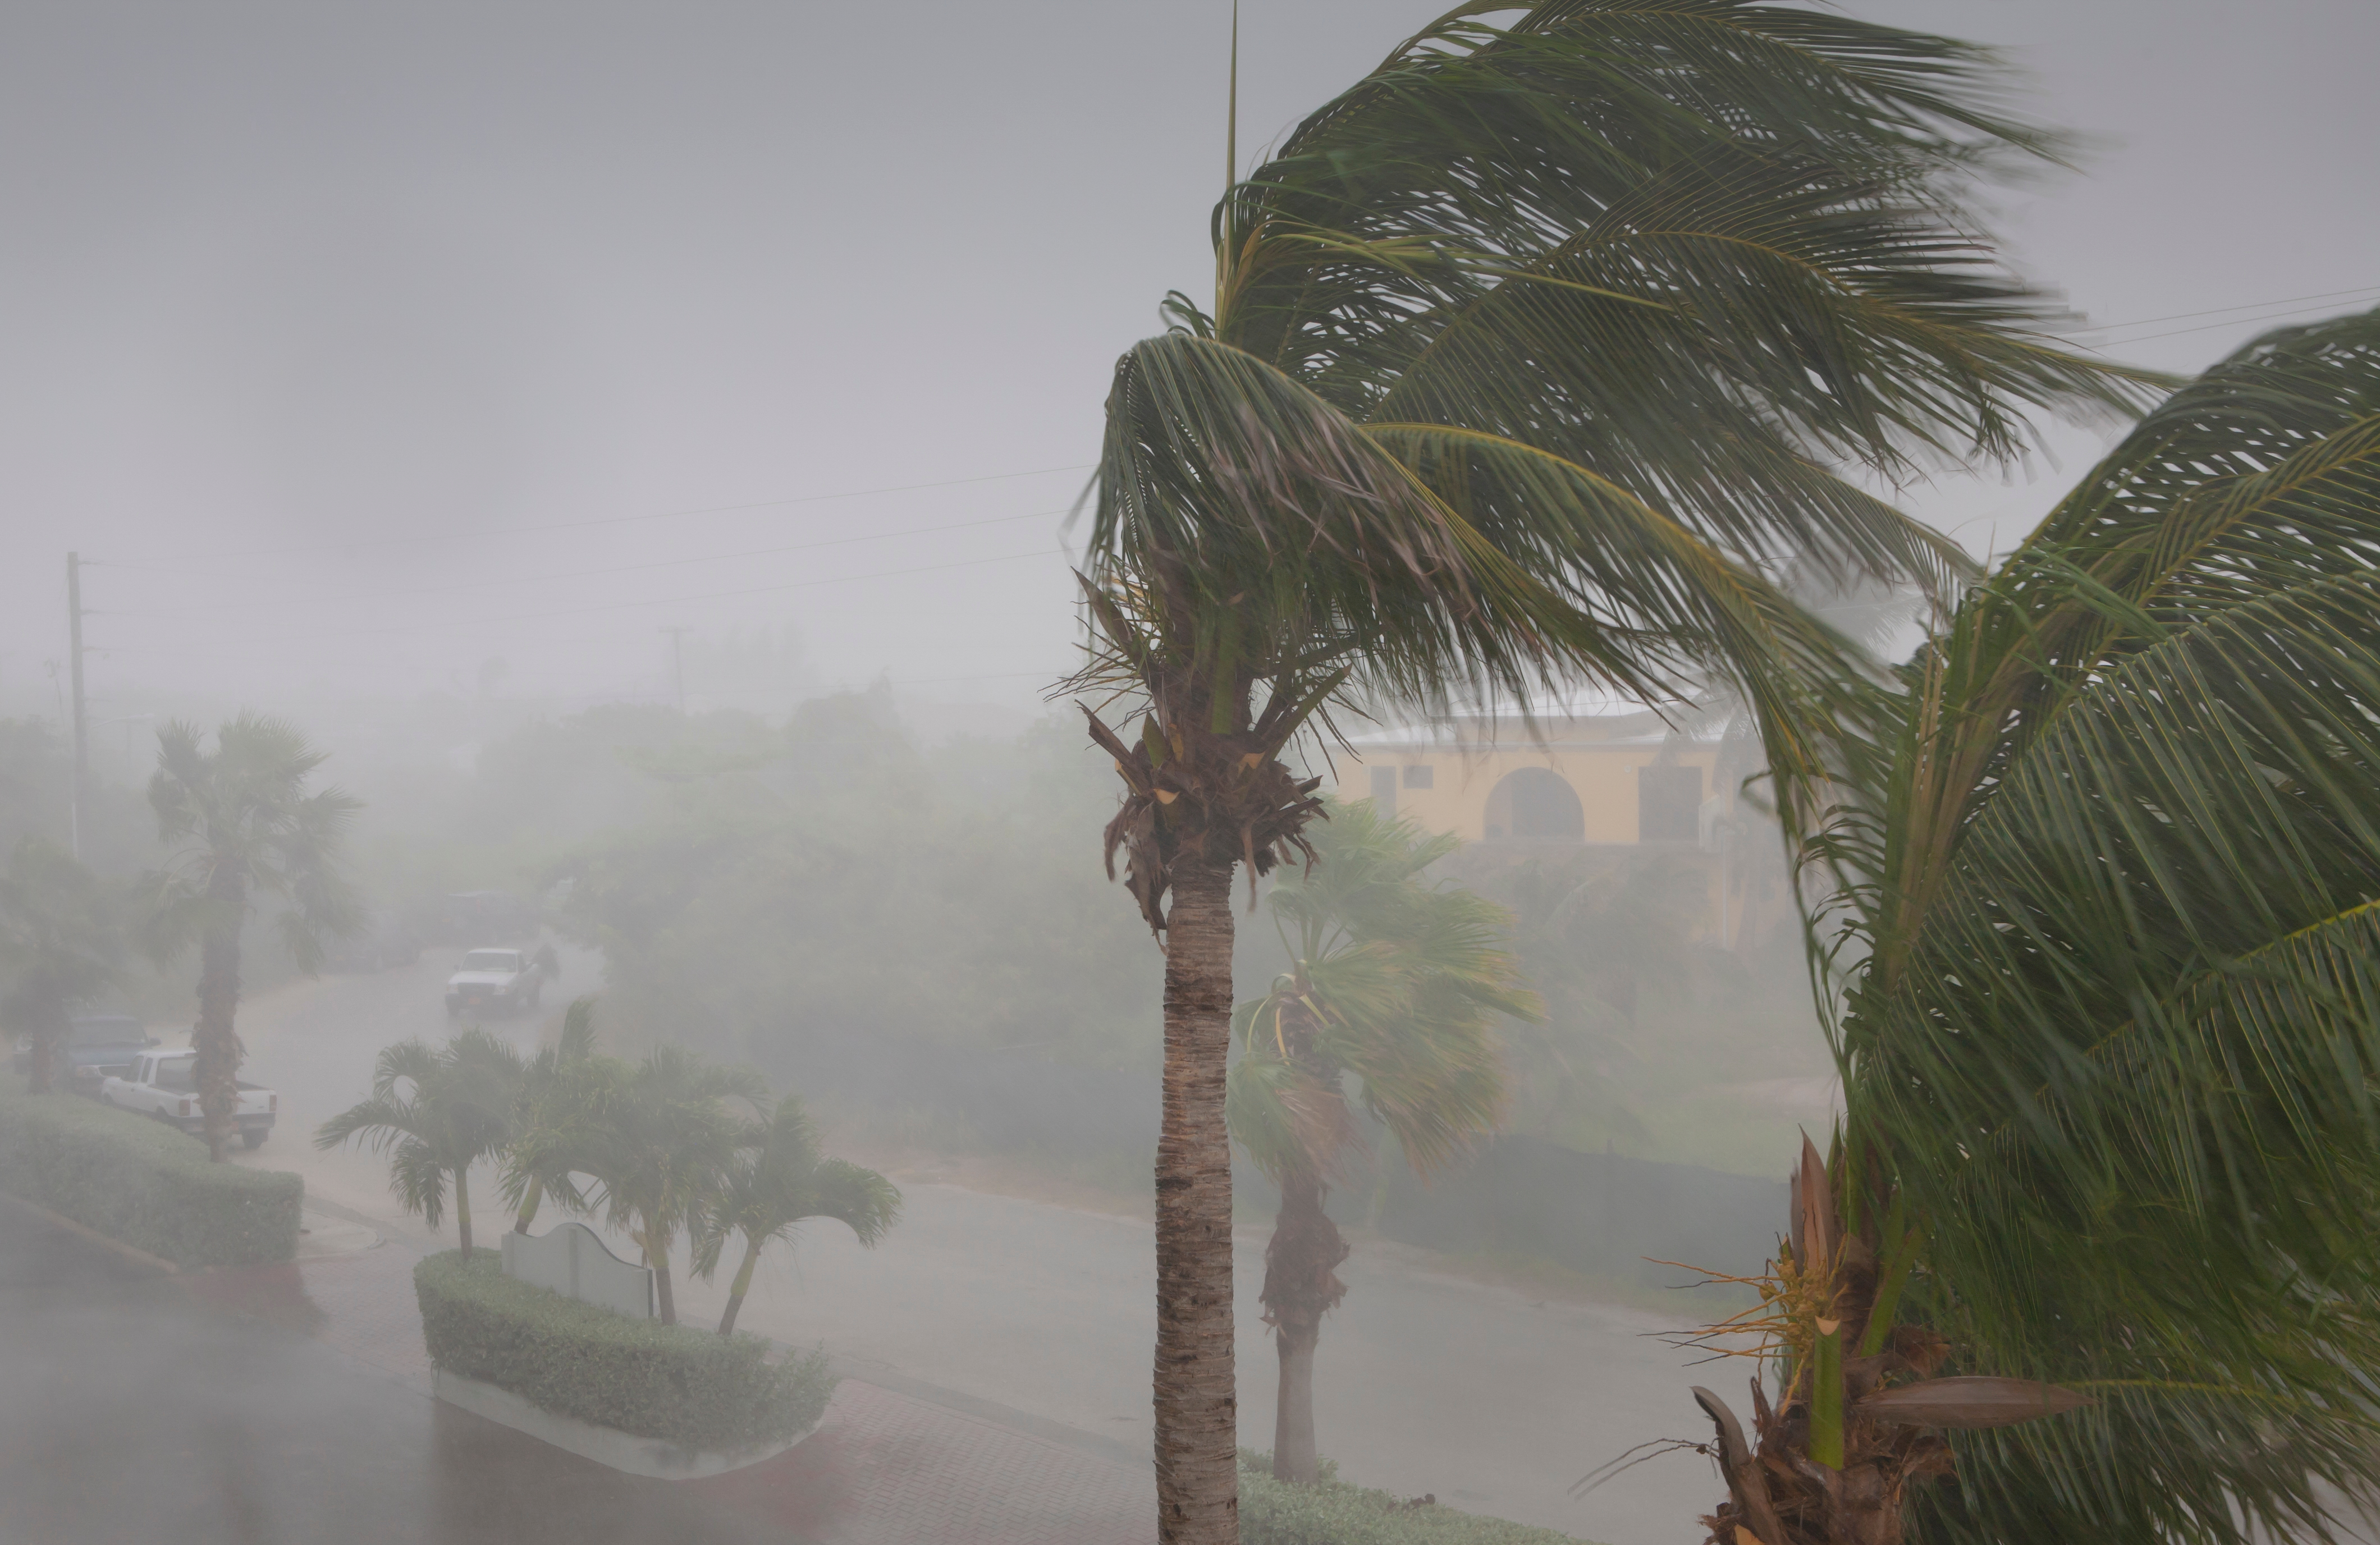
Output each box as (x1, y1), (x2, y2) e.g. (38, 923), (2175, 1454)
(323, 910), (423, 972)
(100, 1049), (278, 1148)
(9, 1015), (158, 1080)
(445, 946), (546, 1019)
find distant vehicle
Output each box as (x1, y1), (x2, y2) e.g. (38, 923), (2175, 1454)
(8, 1015), (159, 1080)
(446, 947), (546, 1020)
(323, 910), (423, 972)
(420, 891), (539, 946)
(100, 1049), (278, 1149)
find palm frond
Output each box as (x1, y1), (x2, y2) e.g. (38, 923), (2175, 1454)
(1819, 306), (2380, 1545)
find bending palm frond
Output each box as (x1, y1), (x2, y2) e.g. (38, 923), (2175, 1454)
(1802, 306), (2380, 1545)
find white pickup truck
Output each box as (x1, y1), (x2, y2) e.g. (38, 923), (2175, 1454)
(100, 1049), (279, 1149)
(445, 945), (547, 1019)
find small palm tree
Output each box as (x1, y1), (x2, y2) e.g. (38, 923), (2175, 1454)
(1229, 801), (1535, 1484)
(577, 1046), (766, 1326)
(501, 997), (615, 1234)
(1067, 6), (2157, 1533)
(317, 1029), (523, 1260)
(696, 1094), (901, 1336)
(0, 838), (124, 1094)
(148, 714), (361, 1159)
(1691, 308), (2380, 1545)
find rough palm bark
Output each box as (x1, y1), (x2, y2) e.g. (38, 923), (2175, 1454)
(1153, 852), (1242, 1544)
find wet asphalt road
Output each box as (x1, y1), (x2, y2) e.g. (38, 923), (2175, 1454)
(0, 1202), (805, 1545)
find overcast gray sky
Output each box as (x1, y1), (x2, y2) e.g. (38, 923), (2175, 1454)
(3, 0), (2375, 728)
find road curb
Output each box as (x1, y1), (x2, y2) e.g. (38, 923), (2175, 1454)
(0, 1188), (180, 1276)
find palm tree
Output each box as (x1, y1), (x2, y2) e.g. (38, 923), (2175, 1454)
(147, 715), (361, 1159)
(1685, 306), (2380, 1545)
(501, 997), (616, 1235)
(695, 1094), (901, 1336)
(576, 1046), (766, 1326)
(317, 1029), (524, 1260)
(1066, 5), (2157, 1535)
(1228, 800), (1533, 1484)
(0, 838), (124, 1094)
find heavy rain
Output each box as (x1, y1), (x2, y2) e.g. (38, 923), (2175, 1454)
(2, 4), (2377, 1544)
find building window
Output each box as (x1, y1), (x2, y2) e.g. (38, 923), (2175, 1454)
(1403, 764), (1434, 788)
(1638, 765), (1703, 842)
(1368, 765), (1398, 815)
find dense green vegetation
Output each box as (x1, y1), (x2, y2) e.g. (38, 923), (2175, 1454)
(414, 1249), (832, 1451)
(1237, 1453), (1597, 1545)
(0, 1086), (302, 1266)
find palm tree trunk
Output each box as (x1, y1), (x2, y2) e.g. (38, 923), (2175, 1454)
(1263, 1166), (1348, 1485)
(514, 1176), (544, 1234)
(644, 1227), (678, 1326)
(192, 874), (246, 1163)
(1154, 851), (1241, 1545)
(455, 1167), (474, 1261)
(719, 1235), (761, 1335)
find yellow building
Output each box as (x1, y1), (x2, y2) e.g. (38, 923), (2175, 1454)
(1325, 713), (1768, 946)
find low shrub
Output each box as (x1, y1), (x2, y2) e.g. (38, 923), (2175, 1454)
(415, 1249), (834, 1451)
(0, 1087), (302, 1267)
(1239, 1451), (1601, 1545)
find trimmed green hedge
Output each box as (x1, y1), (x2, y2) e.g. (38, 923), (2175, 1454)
(0, 1088), (302, 1267)
(415, 1249), (834, 1451)
(1240, 1452), (1601, 1545)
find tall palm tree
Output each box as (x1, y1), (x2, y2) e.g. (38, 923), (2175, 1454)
(1688, 307), (2380, 1545)
(147, 714), (361, 1159)
(1228, 800), (1533, 1484)
(501, 997), (616, 1235)
(577, 1046), (766, 1326)
(695, 1094), (901, 1336)
(0, 838), (124, 1094)
(1067, 5), (2158, 1536)
(317, 1029), (524, 1260)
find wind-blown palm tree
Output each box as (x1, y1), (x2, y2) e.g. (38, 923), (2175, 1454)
(696, 1094), (901, 1336)
(1228, 801), (1533, 1484)
(0, 838), (124, 1094)
(1686, 307), (2380, 1545)
(1066, 5), (2156, 1535)
(578, 1046), (766, 1326)
(148, 715), (361, 1159)
(317, 1029), (524, 1260)
(501, 997), (616, 1235)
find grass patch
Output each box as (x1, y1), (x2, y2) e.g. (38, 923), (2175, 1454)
(1239, 1451), (1605, 1544)
(0, 1086), (301, 1267)
(414, 1249), (833, 1451)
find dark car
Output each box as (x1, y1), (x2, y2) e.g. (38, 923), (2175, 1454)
(10, 1015), (159, 1079)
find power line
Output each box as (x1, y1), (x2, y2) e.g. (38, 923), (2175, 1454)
(89, 547), (1063, 653)
(85, 461), (1095, 568)
(2076, 297), (2380, 351)
(98, 506), (1069, 619)
(2056, 283), (2380, 336)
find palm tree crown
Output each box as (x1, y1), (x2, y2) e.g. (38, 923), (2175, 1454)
(317, 1029), (524, 1260)
(1751, 306), (2380, 1545)
(696, 1093), (901, 1336)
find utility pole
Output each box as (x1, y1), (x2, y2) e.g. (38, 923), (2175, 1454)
(661, 626), (692, 714)
(66, 552), (88, 860)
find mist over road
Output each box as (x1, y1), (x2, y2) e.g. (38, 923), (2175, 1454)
(227, 945), (1720, 1545)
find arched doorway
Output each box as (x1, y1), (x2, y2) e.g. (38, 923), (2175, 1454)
(1482, 767), (1584, 841)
